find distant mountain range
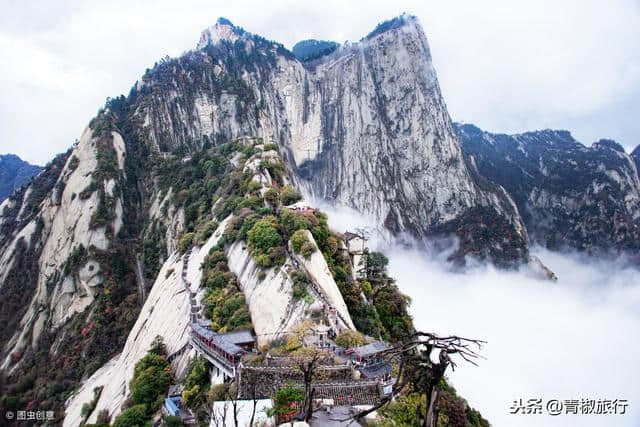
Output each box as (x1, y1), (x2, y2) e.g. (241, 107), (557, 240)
(456, 123), (640, 253)
(0, 154), (41, 202)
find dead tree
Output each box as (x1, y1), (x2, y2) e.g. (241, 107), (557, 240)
(352, 332), (485, 427)
(245, 372), (260, 427)
(293, 349), (331, 422)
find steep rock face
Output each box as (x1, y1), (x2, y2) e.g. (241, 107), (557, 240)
(290, 230), (354, 330)
(0, 127), (124, 372)
(129, 15), (527, 264)
(64, 218), (230, 425)
(632, 145), (640, 173)
(0, 154), (41, 202)
(457, 123), (640, 252)
(226, 241), (308, 348)
(0, 118), (184, 418)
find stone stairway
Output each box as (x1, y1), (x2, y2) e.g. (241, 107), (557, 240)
(181, 246), (202, 323)
(290, 252), (351, 332)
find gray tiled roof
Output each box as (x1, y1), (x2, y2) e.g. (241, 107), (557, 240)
(222, 329), (255, 345)
(351, 341), (390, 358)
(360, 362), (392, 379)
(192, 324), (247, 356)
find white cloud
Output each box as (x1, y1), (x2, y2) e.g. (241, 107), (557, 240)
(321, 203), (640, 426)
(1, 0), (639, 163)
(387, 246), (640, 426)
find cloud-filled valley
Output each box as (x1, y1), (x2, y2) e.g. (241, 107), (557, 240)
(323, 203), (640, 426)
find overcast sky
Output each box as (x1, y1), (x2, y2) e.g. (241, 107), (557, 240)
(1, 0), (639, 165)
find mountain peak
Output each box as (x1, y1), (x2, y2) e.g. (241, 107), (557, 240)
(362, 13), (419, 41)
(592, 138), (625, 153)
(197, 17), (246, 49)
(0, 153), (41, 202)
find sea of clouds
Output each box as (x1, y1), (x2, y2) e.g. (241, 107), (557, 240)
(321, 202), (639, 427)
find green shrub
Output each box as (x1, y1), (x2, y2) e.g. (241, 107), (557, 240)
(360, 280), (373, 297)
(162, 415), (183, 427)
(182, 384), (201, 408)
(149, 336), (168, 357)
(112, 404), (148, 427)
(300, 241), (316, 258)
(268, 245), (286, 267)
(247, 218), (282, 257)
(96, 409), (110, 425)
(235, 214), (260, 242)
(254, 254), (272, 268)
(129, 353), (172, 410)
(269, 384), (304, 416)
(195, 220), (218, 244)
(377, 393), (425, 427)
(291, 229), (310, 253)
(247, 180), (261, 193)
(68, 155), (80, 171)
(263, 143), (278, 151)
(291, 270), (310, 300)
(335, 330), (366, 348)
(179, 233), (194, 254)
(279, 209), (310, 235)
(333, 265), (348, 283)
(280, 185), (302, 205)
(264, 187), (279, 206)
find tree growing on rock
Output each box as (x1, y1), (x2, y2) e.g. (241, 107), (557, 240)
(351, 332), (486, 427)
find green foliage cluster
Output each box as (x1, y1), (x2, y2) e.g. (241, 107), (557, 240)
(195, 220), (218, 245)
(181, 357), (210, 409)
(335, 330), (366, 348)
(178, 232), (194, 254)
(129, 354), (172, 409)
(300, 241), (316, 259)
(63, 244), (87, 276)
(291, 229), (317, 259)
(141, 220), (167, 281)
(152, 142), (241, 233)
(259, 159), (286, 186)
(201, 247), (252, 332)
(373, 393), (425, 427)
(112, 404), (148, 427)
(268, 383), (304, 416)
(373, 382), (490, 427)
(246, 217), (285, 268)
(290, 270), (312, 301)
(290, 229), (309, 253)
(279, 209), (310, 235)
(112, 339), (172, 426)
(80, 386), (103, 422)
(264, 187), (279, 206)
(280, 185), (302, 205)
(68, 155), (80, 171)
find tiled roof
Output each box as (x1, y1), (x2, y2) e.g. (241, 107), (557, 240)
(164, 397), (180, 416)
(192, 324), (246, 355)
(360, 362), (392, 379)
(351, 341), (390, 358)
(222, 329), (255, 345)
